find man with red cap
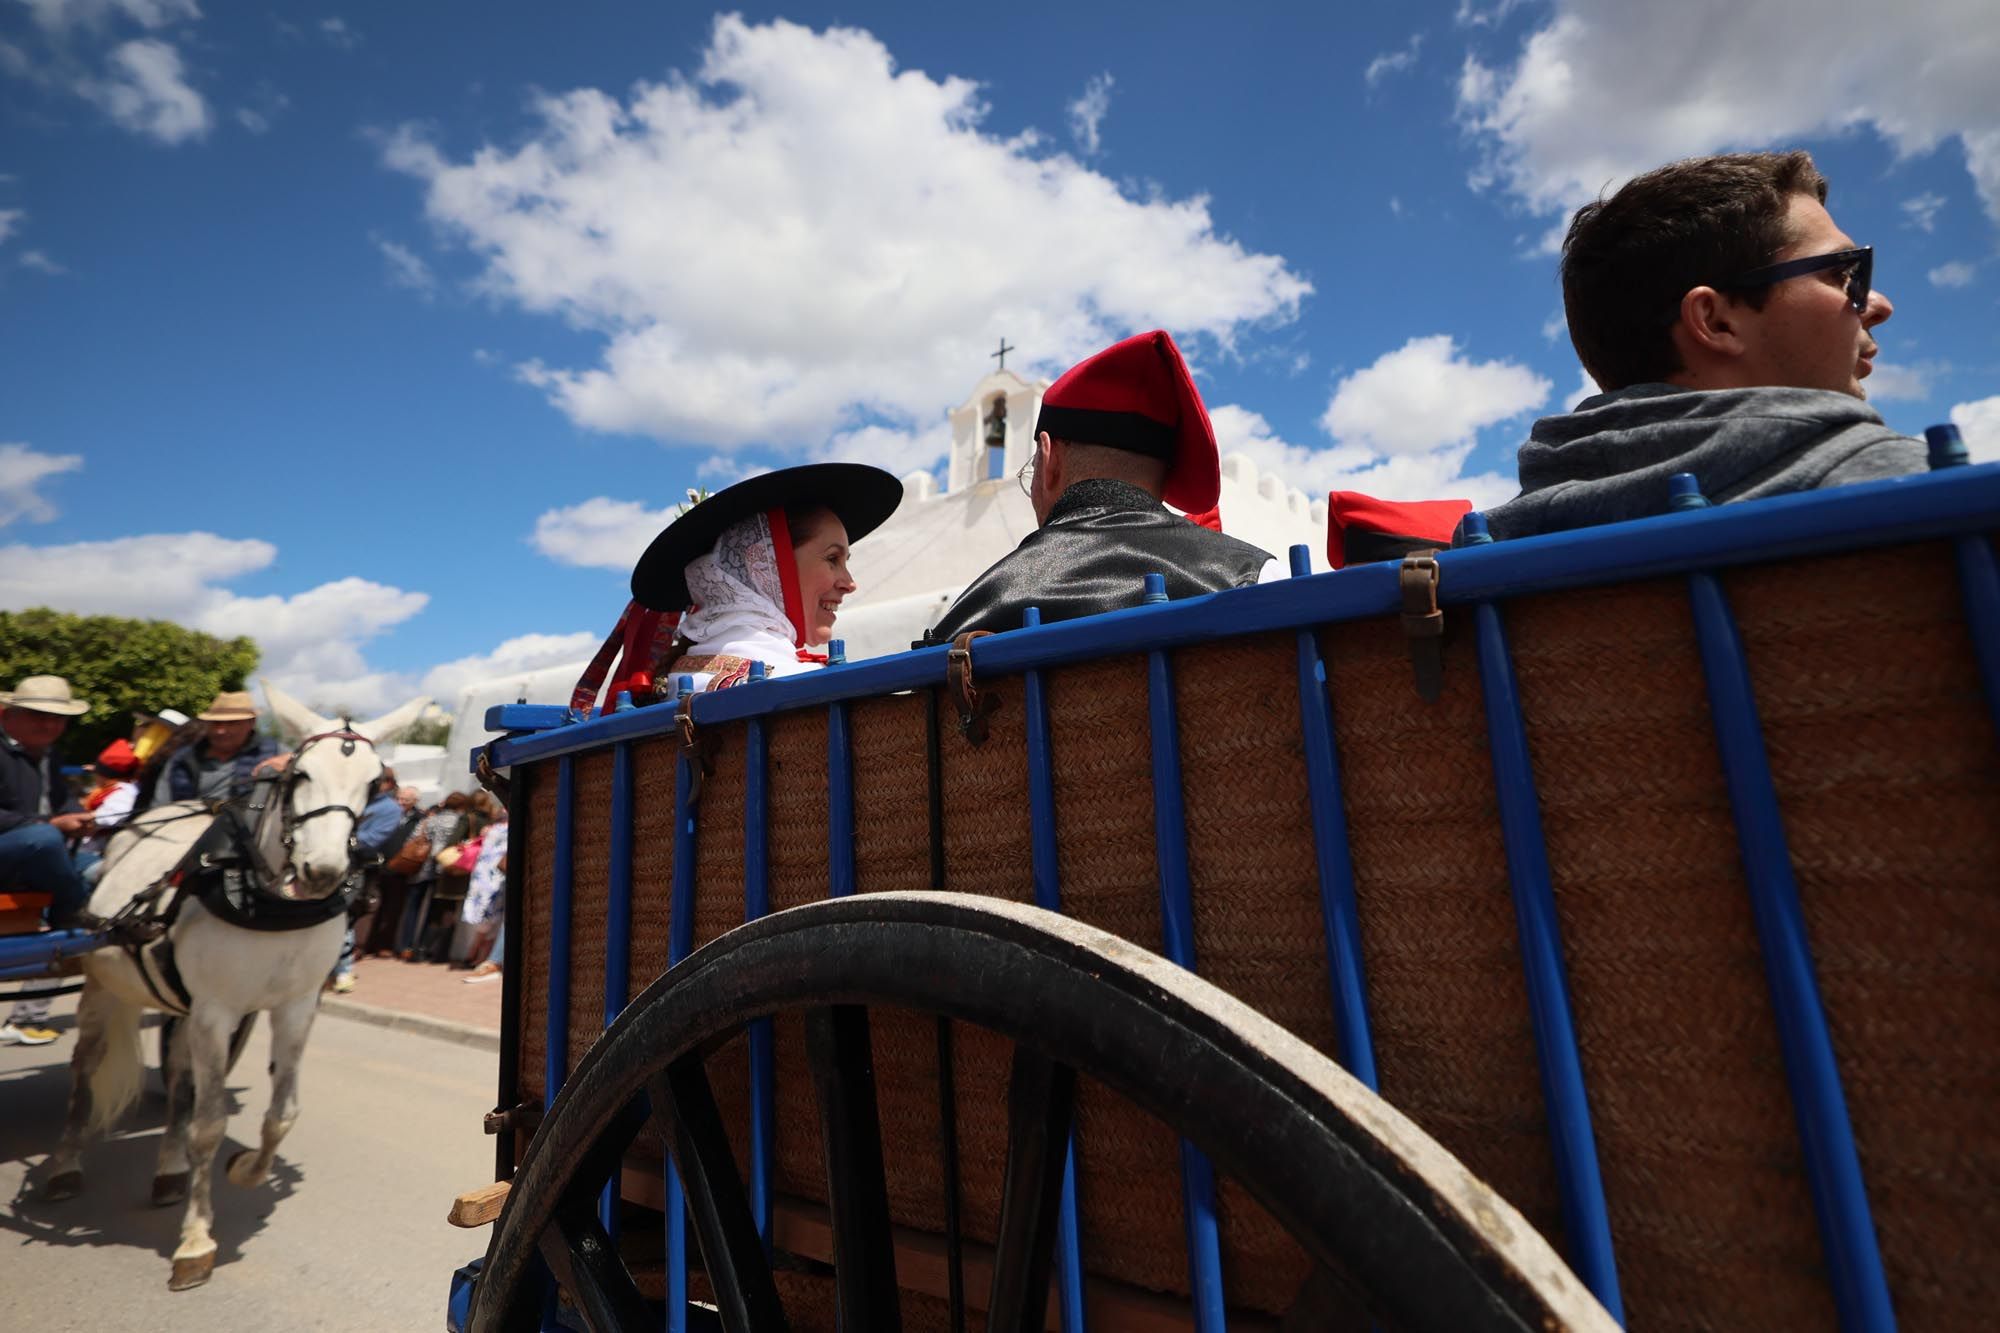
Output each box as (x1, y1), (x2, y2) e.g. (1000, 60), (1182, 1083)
(927, 330), (1276, 640)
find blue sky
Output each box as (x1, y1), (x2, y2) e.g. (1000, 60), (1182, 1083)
(2, 0), (1995, 714)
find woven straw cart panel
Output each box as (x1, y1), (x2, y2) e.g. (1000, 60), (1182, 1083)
(514, 536), (1998, 1332)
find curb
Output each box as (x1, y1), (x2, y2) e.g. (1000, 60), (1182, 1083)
(320, 995), (500, 1052)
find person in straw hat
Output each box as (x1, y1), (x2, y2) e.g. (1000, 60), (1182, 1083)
(926, 329), (1278, 642)
(0, 675), (95, 1045)
(150, 688), (281, 808)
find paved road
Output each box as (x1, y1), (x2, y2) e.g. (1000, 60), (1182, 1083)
(0, 995), (498, 1332)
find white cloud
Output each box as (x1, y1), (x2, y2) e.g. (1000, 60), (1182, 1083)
(383, 15), (1308, 458)
(531, 497), (677, 571)
(0, 443), (83, 525)
(78, 38), (210, 144)
(1213, 404), (1518, 509)
(1951, 395), (2000, 463)
(1066, 72), (1114, 156)
(1455, 0), (1527, 28)
(818, 421), (952, 477)
(1456, 0), (2000, 227)
(1928, 260), (1978, 288)
(1865, 361), (1937, 401)
(21, 0), (199, 32)
(416, 631), (600, 708)
(318, 16), (359, 50)
(19, 249), (65, 274)
(1541, 309), (1567, 342)
(1365, 34), (1424, 88)
(1902, 192), (1948, 231)
(1202, 337), (1546, 508)
(0, 530), (431, 714)
(0, 209), (23, 244)
(1564, 366), (1601, 410)
(373, 235), (436, 297)
(1319, 334), (1550, 458)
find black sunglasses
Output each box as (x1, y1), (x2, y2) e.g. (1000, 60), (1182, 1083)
(1725, 245), (1873, 314)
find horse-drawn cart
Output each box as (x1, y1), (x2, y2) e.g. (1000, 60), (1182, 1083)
(453, 456), (1999, 1332)
(0, 903), (103, 1005)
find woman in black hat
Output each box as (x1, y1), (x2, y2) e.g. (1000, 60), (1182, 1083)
(630, 463), (904, 690)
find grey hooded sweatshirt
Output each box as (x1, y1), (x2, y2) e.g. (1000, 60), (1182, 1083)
(1483, 383), (1925, 541)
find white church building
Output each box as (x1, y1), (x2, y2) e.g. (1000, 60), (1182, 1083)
(440, 364), (1330, 788)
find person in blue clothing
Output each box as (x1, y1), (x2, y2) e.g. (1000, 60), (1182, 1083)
(150, 690), (283, 806)
(0, 675), (96, 1046)
(328, 770), (406, 995)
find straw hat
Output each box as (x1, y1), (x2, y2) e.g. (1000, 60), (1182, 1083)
(0, 674), (90, 717)
(196, 690), (260, 722)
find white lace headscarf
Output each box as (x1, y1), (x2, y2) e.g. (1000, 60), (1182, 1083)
(674, 511), (800, 650)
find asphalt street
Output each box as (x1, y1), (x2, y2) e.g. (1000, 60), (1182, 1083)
(0, 994), (498, 1331)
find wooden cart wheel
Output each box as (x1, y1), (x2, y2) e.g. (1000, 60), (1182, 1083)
(469, 892), (1615, 1333)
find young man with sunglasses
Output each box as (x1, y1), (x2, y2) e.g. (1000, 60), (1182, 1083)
(1484, 151), (1923, 540)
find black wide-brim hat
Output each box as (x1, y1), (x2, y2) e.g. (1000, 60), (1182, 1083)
(1034, 329), (1220, 513)
(631, 462), (905, 612)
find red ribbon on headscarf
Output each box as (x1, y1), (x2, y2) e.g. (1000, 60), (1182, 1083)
(767, 507), (828, 664)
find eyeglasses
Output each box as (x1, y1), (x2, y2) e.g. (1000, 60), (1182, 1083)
(1017, 454), (1035, 499)
(1724, 245), (1873, 314)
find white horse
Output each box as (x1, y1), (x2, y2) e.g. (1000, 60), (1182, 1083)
(42, 681), (429, 1291)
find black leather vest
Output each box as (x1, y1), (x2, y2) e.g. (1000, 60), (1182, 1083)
(926, 479), (1273, 642)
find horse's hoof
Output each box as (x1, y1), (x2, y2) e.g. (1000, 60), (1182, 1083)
(224, 1148), (263, 1187)
(168, 1252), (214, 1291)
(42, 1170), (82, 1201)
(151, 1172), (190, 1206)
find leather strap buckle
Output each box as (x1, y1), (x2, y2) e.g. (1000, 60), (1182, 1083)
(1399, 551), (1445, 702)
(946, 630), (1001, 745)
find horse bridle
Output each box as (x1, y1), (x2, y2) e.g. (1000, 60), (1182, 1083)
(270, 725), (385, 865)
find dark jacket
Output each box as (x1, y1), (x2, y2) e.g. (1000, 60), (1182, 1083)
(0, 727), (78, 835)
(926, 479), (1273, 641)
(1483, 384), (1926, 540)
(157, 733), (281, 806)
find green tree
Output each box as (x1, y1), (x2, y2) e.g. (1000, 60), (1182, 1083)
(0, 608), (260, 763)
(400, 713), (452, 747)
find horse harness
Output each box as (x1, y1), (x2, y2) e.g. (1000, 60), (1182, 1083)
(111, 726), (384, 1015)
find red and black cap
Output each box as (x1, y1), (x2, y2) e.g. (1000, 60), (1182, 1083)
(1325, 493), (1472, 569)
(631, 462), (904, 612)
(1035, 330), (1220, 513)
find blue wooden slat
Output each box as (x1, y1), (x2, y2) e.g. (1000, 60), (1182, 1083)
(661, 717), (703, 1333)
(1954, 535), (2000, 741)
(1685, 571), (1897, 1333)
(1021, 605), (1089, 1333)
(1924, 430), (2000, 738)
(1471, 600), (1626, 1322)
(488, 461), (2000, 770)
(1141, 577), (1227, 1333)
(539, 754), (576, 1333)
(744, 663), (777, 1250)
(1286, 544), (1379, 1088)
(828, 699), (855, 898)
(600, 741), (636, 1236)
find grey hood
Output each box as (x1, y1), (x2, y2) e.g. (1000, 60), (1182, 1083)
(1483, 383), (1924, 541)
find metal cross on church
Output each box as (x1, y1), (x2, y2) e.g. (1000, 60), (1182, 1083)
(991, 338), (1015, 371)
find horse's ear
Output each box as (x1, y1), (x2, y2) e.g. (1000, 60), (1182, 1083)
(354, 695), (432, 746)
(260, 678), (336, 741)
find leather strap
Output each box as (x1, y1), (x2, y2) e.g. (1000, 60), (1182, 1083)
(946, 631), (1001, 745)
(1399, 551), (1445, 703)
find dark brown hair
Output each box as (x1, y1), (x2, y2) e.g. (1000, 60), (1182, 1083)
(781, 503), (835, 549)
(1560, 151), (1829, 391)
